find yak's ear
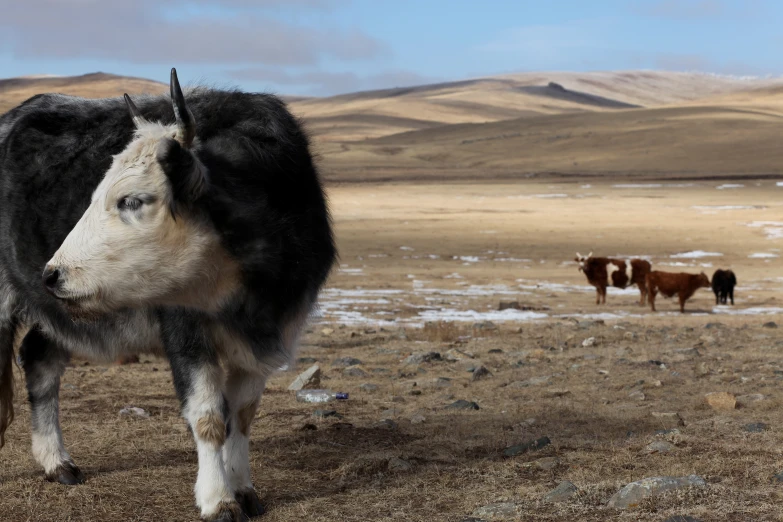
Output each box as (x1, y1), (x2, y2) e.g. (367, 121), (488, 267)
(157, 137), (208, 208)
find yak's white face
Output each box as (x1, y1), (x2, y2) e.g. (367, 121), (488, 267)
(44, 123), (239, 318)
(574, 251), (593, 271)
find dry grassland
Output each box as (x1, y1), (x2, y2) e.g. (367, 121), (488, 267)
(0, 181), (781, 521)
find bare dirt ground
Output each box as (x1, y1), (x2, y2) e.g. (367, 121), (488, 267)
(0, 180), (782, 521)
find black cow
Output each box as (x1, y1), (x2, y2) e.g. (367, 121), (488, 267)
(712, 268), (737, 305)
(0, 69), (336, 521)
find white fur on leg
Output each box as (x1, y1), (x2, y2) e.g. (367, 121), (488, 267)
(223, 368), (268, 492)
(31, 424), (72, 475)
(195, 439), (233, 518)
(184, 366), (235, 517)
(223, 429), (252, 492)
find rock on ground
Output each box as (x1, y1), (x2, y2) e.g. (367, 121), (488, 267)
(543, 480), (578, 503)
(332, 357), (362, 368)
(608, 475), (707, 509)
(705, 392), (736, 411)
(471, 502), (518, 519)
(503, 436), (551, 457)
(287, 364), (321, 391)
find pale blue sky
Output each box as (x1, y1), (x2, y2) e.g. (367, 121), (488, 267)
(0, 0), (780, 96)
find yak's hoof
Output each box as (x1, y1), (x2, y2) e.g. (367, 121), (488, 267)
(46, 461), (85, 485)
(236, 488), (266, 518)
(205, 501), (248, 522)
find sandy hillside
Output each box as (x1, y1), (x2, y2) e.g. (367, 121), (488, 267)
(0, 73), (168, 114)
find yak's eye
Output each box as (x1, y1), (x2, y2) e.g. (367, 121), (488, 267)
(118, 196), (142, 211)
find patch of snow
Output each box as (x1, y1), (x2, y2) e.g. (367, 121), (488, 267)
(670, 251), (723, 259)
(746, 221), (783, 240)
(400, 246), (414, 251)
(749, 253), (779, 259)
(692, 205), (762, 212)
(712, 307), (783, 315)
(417, 308), (548, 322)
(716, 184), (744, 189)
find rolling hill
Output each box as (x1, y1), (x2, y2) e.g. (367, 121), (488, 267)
(2, 69), (783, 181)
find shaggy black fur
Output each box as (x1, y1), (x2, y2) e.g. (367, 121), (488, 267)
(711, 268), (736, 305)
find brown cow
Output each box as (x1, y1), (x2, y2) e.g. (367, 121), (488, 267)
(646, 271), (711, 313)
(575, 252), (651, 305)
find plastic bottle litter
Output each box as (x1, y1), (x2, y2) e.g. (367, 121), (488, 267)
(295, 389), (349, 403)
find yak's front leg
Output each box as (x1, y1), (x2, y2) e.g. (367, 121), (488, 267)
(224, 367), (268, 518)
(19, 328), (84, 485)
(164, 322), (244, 522)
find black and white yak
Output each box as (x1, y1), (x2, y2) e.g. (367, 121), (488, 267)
(0, 69), (337, 521)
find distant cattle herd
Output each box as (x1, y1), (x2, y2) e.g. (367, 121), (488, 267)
(574, 252), (737, 313)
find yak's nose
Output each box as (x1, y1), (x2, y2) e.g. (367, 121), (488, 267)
(43, 266), (62, 293)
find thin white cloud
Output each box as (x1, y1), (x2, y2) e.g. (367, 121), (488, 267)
(0, 0), (384, 66)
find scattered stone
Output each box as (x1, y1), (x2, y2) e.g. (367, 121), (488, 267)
(387, 457), (413, 472)
(420, 377), (452, 389)
(705, 392), (736, 411)
(410, 413), (426, 425)
(743, 422), (769, 433)
(313, 410), (342, 419)
(359, 383), (379, 393)
(379, 408), (399, 419)
(119, 407), (150, 419)
(62, 383), (78, 390)
(583, 354), (600, 361)
(651, 412), (685, 427)
(509, 375), (552, 387)
(373, 419), (397, 430)
(403, 351), (441, 365)
(332, 357), (362, 368)
(488, 348), (503, 354)
(543, 480), (578, 503)
(503, 436), (551, 457)
(763, 321), (778, 329)
(547, 389), (571, 398)
(321, 328), (334, 336)
(663, 517), (702, 522)
(607, 475), (707, 509)
(736, 393), (768, 408)
(654, 428), (681, 436)
(629, 390), (646, 401)
(623, 332), (637, 340)
(299, 423), (317, 431)
(471, 502), (517, 519)
(473, 321), (498, 331)
(577, 319), (604, 329)
(498, 301), (520, 311)
(409, 390), (422, 396)
(446, 400), (480, 410)
(461, 518), (486, 522)
(529, 456), (560, 471)
(287, 364), (321, 391)
(597, 369), (609, 375)
(444, 349), (465, 361)
(343, 365), (368, 378)
(472, 366), (492, 381)
(695, 362), (710, 378)
(582, 337), (596, 347)
(704, 322), (723, 330)
(645, 440), (676, 454)
(297, 356), (318, 365)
